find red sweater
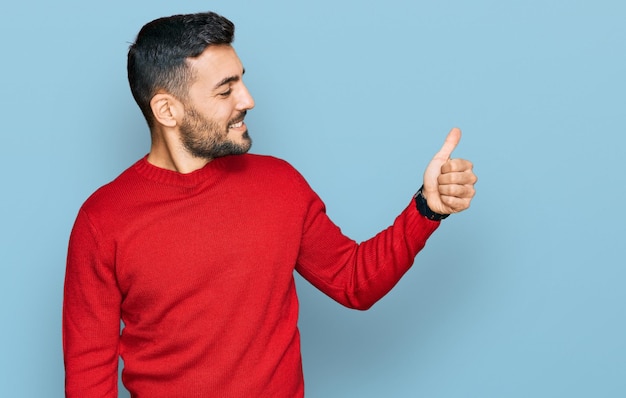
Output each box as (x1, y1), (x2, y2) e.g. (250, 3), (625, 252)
(63, 154), (439, 397)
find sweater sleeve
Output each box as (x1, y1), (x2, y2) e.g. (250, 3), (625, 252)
(63, 209), (121, 397)
(295, 187), (440, 310)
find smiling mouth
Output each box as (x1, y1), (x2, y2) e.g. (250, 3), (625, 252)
(228, 111), (247, 130)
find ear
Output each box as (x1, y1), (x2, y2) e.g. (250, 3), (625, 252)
(150, 93), (183, 128)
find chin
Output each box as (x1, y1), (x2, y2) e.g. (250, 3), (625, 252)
(238, 132), (252, 150)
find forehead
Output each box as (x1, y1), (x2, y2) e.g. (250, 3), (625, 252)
(186, 45), (243, 88)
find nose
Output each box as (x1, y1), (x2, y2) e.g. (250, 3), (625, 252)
(237, 83), (255, 111)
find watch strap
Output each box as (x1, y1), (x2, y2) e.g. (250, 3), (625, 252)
(414, 186), (449, 221)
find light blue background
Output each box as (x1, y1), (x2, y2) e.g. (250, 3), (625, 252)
(1, 1), (624, 397)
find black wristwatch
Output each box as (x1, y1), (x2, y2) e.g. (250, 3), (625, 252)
(414, 186), (449, 221)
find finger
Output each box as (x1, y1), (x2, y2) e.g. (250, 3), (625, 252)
(435, 127), (461, 160)
(437, 183), (476, 199)
(438, 172), (477, 187)
(441, 158), (473, 174)
(440, 195), (472, 212)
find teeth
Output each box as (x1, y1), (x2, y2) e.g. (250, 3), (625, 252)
(229, 121), (243, 129)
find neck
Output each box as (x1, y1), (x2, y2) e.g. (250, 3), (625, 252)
(147, 127), (211, 174)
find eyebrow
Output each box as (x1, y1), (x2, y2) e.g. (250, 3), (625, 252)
(213, 68), (246, 90)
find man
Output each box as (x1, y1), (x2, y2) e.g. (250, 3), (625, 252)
(63, 11), (477, 397)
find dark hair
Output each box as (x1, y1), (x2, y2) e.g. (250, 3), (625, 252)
(127, 12), (235, 127)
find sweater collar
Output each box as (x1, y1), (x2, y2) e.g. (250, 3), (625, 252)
(132, 154), (234, 188)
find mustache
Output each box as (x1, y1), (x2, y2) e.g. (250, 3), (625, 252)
(229, 111), (247, 125)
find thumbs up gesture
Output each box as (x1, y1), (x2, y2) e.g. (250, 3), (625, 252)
(422, 128), (477, 216)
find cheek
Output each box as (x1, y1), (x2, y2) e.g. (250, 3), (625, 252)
(210, 109), (233, 129)
(206, 100), (232, 117)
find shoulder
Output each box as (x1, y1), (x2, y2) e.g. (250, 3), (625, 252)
(221, 154), (315, 197)
(79, 158), (145, 217)
(222, 153), (305, 180)
(228, 153), (296, 170)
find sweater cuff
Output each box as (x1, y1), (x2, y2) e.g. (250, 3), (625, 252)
(403, 196), (441, 243)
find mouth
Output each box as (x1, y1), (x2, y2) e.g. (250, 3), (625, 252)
(228, 111), (247, 130)
(228, 120), (244, 129)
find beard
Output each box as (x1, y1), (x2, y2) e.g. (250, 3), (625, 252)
(179, 106), (252, 160)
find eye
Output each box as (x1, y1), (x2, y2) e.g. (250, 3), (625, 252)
(219, 88), (232, 97)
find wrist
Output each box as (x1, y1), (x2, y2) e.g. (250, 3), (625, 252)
(414, 186), (449, 221)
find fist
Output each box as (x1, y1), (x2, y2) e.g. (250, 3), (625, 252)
(422, 128), (477, 215)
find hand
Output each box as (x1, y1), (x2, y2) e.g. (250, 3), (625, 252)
(422, 127), (477, 215)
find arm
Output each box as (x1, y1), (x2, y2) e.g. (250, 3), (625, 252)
(63, 209), (121, 397)
(295, 128), (477, 309)
(295, 194), (440, 310)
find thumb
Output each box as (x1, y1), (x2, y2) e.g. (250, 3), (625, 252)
(435, 127), (461, 160)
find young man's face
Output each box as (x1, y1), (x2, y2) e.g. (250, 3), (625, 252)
(179, 45), (255, 160)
